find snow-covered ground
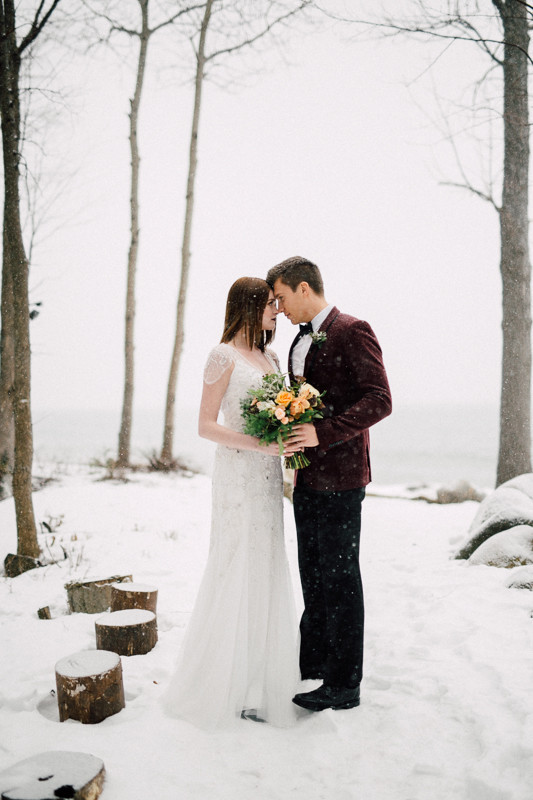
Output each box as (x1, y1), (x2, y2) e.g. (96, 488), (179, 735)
(1, 465), (532, 800)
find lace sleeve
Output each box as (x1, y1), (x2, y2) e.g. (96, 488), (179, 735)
(203, 344), (235, 385)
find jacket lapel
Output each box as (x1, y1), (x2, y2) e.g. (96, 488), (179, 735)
(303, 306), (340, 378)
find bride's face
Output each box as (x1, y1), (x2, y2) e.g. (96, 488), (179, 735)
(262, 290), (279, 331)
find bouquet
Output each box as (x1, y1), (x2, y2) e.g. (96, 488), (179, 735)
(240, 372), (325, 470)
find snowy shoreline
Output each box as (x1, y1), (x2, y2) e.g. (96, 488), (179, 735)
(1, 465), (532, 799)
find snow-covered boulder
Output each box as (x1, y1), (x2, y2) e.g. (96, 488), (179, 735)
(455, 474), (533, 560)
(506, 564), (533, 590)
(468, 525), (533, 568)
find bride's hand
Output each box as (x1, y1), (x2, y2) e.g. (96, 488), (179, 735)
(259, 441), (285, 456)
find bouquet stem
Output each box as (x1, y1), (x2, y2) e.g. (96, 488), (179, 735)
(285, 452), (310, 470)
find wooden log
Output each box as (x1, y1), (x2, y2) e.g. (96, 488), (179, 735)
(0, 751), (105, 800)
(55, 650), (125, 724)
(110, 582), (158, 613)
(65, 574), (133, 614)
(95, 609), (158, 656)
(37, 606), (51, 620)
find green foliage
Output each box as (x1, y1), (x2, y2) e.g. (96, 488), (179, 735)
(240, 372), (325, 468)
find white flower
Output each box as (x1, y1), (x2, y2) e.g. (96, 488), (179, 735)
(257, 400), (276, 411)
(310, 331), (327, 347)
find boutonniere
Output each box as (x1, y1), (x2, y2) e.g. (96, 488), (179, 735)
(310, 331), (327, 348)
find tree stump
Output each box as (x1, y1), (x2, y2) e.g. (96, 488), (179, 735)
(37, 606), (51, 620)
(110, 582), (158, 613)
(55, 650), (125, 724)
(0, 751), (105, 800)
(95, 609), (158, 656)
(65, 574), (133, 614)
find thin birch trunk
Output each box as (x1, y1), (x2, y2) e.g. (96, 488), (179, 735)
(117, 0), (150, 467)
(160, 0), (214, 464)
(495, 0), (531, 485)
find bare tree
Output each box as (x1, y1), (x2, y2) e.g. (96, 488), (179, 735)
(82, 0), (203, 468)
(323, 0), (532, 486)
(0, 0), (62, 570)
(1, 9), (73, 502)
(160, 0), (312, 466)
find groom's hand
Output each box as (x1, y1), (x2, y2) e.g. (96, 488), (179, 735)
(285, 423), (319, 451)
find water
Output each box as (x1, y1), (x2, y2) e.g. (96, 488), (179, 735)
(32, 403), (501, 490)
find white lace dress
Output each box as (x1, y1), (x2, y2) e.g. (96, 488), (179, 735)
(164, 343), (299, 729)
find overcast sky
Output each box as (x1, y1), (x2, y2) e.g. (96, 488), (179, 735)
(26, 2), (506, 437)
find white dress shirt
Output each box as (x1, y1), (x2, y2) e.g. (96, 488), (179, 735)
(291, 304), (333, 377)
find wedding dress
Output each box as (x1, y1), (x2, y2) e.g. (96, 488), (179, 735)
(164, 343), (299, 729)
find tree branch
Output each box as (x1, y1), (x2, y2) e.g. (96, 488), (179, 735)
(18, 0), (62, 55)
(439, 181), (500, 211)
(206, 1), (310, 62)
(150, 3), (206, 35)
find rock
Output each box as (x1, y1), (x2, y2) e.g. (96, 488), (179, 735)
(436, 480), (485, 504)
(4, 554), (41, 578)
(455, 473), (533, 559)
(506, 564), (533, 590)
(468, 525), (533, 568)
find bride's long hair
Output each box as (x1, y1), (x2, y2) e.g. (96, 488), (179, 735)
(221, 277), (274, 352)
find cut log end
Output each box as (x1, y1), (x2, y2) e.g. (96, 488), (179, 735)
(55, 650), (125, 725)
(65, 575), (133, 614)
(95, 609), (158, 656)
(110, 582), (158, 613)
(0, 751), (105, 800)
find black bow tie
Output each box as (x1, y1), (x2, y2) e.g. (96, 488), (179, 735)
(299, 323), (313, 335)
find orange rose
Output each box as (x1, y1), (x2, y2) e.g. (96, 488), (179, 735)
(290, 397), (310, 417)
(299, 382), (319, 399)
(275, 390), (295, 407)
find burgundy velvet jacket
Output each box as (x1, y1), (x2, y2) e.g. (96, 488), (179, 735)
(289, 306), (392, 492)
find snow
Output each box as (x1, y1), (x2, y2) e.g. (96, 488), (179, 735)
(96, 609), (156, 627)
(111, 582), (157, 594)
(1, 465), (533, 800)
(55, 650), (120, 679)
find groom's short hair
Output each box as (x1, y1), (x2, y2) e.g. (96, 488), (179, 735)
(266, 256), (324, 296)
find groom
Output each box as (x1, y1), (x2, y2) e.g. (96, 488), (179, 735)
(266, 256), (392, 712)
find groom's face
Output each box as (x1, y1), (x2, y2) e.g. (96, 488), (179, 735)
(273, 279), (309, 325)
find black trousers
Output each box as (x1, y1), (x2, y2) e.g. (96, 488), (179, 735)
(293, 484), (365, 688)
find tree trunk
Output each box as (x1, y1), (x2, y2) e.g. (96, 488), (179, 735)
(117, 0), (150, 468)
(495, 0), (531, 485)
(0, 243), (15, 484)
(160, 0), (214, 464)
(0, 3), (39, 559)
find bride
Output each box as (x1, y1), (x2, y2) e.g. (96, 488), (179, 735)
(164, 277), (300, 729)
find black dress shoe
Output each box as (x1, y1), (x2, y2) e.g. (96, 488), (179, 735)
(292, 684), (360, 712)
(241, 709), (267, 723)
